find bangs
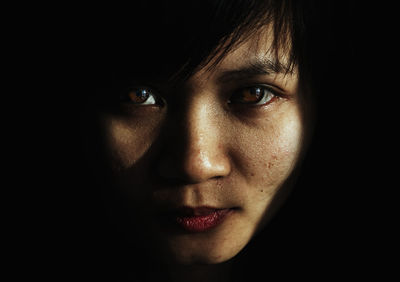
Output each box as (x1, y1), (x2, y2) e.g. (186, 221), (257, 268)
(166, 0), (302, 81)
(85, 0), (309, 95)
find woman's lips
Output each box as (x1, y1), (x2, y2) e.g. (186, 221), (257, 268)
(165, 206), (234, 232)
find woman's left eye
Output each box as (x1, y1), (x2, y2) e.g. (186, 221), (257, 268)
(228, 86), (277, 106)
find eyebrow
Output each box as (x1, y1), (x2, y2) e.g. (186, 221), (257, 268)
(216, 58), (293, 83)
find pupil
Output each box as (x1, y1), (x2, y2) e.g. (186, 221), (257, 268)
(138, 89), (148, 100)
(251, 87), (262, 98)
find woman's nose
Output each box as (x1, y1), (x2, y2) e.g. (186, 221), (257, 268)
(157, 99), (231, 184)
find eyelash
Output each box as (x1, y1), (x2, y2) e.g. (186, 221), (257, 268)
(119, 85), (281, 107)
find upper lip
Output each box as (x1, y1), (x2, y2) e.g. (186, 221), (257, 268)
(161, 206), (230, 217)
(178, 206), (225, 216)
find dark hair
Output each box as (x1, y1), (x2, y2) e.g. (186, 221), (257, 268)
(125, 0), (305, 80)
(79, 0), (321, 106)
(69, 0), (356, 281)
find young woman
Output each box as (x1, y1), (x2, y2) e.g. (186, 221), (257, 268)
(73, 0), (357, 281)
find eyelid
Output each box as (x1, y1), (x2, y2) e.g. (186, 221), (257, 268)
(248, 84), (284, 96)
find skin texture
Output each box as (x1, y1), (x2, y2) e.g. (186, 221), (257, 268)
(95, 28), (308, 281)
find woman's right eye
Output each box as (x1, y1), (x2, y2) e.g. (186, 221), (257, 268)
(120, 87), (163, 106)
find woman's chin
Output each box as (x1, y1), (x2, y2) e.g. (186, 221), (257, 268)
(156, 218), (255, 266)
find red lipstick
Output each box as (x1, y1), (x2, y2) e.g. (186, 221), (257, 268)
(172, 207), (233, 232)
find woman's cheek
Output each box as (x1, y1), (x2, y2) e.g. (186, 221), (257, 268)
(268, 106), (303, 175)
(245, 107), (303, 196)
(101, 116), (156, 170)
(100, 116), (161, 203)
(233, 108), (303, 234)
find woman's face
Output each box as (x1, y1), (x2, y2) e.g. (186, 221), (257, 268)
(96, 30), (307, 265)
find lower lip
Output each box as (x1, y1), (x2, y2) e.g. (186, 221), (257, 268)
(174, 209), (233, 232)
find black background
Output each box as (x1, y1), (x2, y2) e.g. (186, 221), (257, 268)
(6, 1), (396, 280)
